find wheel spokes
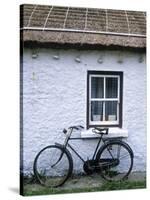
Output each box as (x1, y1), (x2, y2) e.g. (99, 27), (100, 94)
(34, 146), (72, 187)
(99, 142), (133, 181)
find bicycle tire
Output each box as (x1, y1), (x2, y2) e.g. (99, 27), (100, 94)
(96, 140), (134, 181)
(33, 145), (73, 187)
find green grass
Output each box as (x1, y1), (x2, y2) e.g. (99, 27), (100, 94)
(100, 180), (146, 191)
(23, 185), (102, 196)
(23, 180), (146, 196)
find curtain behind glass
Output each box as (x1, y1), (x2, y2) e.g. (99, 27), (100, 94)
(105, 101), (117, 121)
(106, 77), (118, 98)
(91, 77), (104, 98)
(91, 101), (103, 121)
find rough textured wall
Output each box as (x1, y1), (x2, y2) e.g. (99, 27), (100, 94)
(22, 48), (146, 174)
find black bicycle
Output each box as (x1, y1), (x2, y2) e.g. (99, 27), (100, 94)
(33, 126), (134, 187)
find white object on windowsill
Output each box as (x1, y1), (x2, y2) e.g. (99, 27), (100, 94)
(81, 127), (128, 138)
(93, 115), (101, 121)
(108, 115), (116, 121)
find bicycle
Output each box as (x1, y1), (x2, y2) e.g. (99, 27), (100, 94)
(33, 126), (134, 188)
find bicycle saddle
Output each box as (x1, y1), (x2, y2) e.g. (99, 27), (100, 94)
(93, 127), (108, 135)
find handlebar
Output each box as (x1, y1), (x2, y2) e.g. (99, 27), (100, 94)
(63, 125), (84, 134)
(69, 125), (84, 130)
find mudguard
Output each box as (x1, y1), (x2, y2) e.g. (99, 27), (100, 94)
(55, 142), (74, 162)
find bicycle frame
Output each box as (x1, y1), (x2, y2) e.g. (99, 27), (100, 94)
(62, 128), (106, 163)
(34, 126), (133, 186)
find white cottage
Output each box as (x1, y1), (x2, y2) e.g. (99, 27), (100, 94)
(20, 4), (146, 175)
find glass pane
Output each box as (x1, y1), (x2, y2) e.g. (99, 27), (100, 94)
(91, 101), (103, 121)
(91, 77), (104, 98)
(106, 77), (118, 98)
(105, 101), (117, 121)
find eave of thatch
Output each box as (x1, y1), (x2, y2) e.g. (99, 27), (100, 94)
(21, 30), (146, 50)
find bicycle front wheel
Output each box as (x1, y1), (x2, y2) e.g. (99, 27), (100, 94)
(33, 145), (73, 187)
(96, 141), (133, 181)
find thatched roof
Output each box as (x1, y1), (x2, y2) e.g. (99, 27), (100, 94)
(20, 4), (146, 50)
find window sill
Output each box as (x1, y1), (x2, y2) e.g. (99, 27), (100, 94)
(81, 128), (128, 139)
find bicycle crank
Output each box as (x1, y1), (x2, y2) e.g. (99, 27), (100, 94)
(83, 159), (99, 175)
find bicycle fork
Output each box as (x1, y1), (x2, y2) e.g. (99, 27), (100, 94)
(51, 129), (72, 168)
(51, 150), (64, 168)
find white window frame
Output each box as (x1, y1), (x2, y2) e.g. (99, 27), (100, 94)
(89, 74), (120, 126)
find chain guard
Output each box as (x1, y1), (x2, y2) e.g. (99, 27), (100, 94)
(83, 158), (119, 175)
(83, 160), (99, 175)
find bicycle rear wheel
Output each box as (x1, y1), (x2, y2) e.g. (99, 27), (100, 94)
(33, 145), (73, 187)
(96, 141), (133, 181)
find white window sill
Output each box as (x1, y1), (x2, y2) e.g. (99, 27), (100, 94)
(81, 128), (128, 139)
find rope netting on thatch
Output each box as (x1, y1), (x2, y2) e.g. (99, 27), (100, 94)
(20, 4), (146, 48)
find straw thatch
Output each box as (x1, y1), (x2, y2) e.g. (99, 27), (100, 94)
(20, 4), (146, 49)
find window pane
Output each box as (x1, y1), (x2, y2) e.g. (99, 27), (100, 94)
(106, 77), (118, 98)
(91, 77), (104, 98)
(105, 101), (117, 121)
(91, 101), (103, 121)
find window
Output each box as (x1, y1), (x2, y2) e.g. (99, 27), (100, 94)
(87, 71), (123, 128)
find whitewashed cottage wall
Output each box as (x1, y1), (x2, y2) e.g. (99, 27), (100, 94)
(22, 48), (146, 175)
